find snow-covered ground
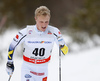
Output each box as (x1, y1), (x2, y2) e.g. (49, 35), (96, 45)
(0, 29), (100, 81)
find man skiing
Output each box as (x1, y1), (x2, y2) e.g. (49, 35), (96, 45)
(6, 6), (68, 81)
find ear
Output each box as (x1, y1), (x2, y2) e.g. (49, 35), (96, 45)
(35, 17), (37, 21)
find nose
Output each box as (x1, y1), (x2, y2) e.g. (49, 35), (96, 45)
(42, 23), (46, 27)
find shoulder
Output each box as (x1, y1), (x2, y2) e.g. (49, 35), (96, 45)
(13, 27), (27, 42)
(18, 27), (27, 36)
(48, 25), (61, 35)
(48, 25), (60, 32)
(26, 25), (34, 28)
(19, 25), (35, 35)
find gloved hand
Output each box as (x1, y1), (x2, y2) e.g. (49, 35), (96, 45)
(6, 62), (14, 75)
(60, 45), (68, 55)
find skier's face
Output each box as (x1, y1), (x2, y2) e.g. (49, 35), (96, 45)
(35, 15), (50, 32)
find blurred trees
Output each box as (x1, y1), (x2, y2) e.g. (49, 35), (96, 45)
(0, 0), (84, 27)
(69, 0), (100, 35)
(0, 0), (41, 27)
(0, 0), (100, 35)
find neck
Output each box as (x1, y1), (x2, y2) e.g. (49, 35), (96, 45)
(36, 25), (42, 32)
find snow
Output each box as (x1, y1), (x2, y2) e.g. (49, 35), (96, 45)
(0, 29), (100, 81)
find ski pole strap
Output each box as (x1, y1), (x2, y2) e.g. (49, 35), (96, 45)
(23, 55), (51, 64)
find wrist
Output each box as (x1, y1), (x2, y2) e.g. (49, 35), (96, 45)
(7, 60), (13, 63)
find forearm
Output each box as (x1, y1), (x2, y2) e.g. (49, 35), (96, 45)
(53, 28), (68, 55)
(8, 43), (15, 61)
(58, 37), (68, 55)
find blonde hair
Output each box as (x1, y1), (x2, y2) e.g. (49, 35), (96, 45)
(35, 6), (51, 18)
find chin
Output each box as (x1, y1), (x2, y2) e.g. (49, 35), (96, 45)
(42, 30), (46, 32)
(41, 29), (46, 32)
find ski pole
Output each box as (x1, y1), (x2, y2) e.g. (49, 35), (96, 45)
(59, 46), (61, 81)
(8, 74), (12, 81)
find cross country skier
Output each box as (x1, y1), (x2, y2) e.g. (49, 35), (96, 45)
(6, 6), (68, 81)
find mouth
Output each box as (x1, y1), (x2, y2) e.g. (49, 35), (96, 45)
(42, 27), (46, 29)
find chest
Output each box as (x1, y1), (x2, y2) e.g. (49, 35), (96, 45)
(25, 33), (54, 47)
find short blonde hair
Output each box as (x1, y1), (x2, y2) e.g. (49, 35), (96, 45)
(35, 6), (51, 18)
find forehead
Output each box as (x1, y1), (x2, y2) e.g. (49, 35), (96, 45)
(36, 15), (50, 21)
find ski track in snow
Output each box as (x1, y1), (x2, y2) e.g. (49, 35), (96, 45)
(0, 29), (100, 81)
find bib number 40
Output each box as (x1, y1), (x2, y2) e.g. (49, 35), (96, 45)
(32, 48), (45, 56)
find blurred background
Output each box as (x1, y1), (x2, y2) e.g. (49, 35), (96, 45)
(0, 0), (100, 81)
(0, 0), (100, 60)
(0, 0), (100, 62)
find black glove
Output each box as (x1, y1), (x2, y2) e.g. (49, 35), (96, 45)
(6, 62), (14, 75)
